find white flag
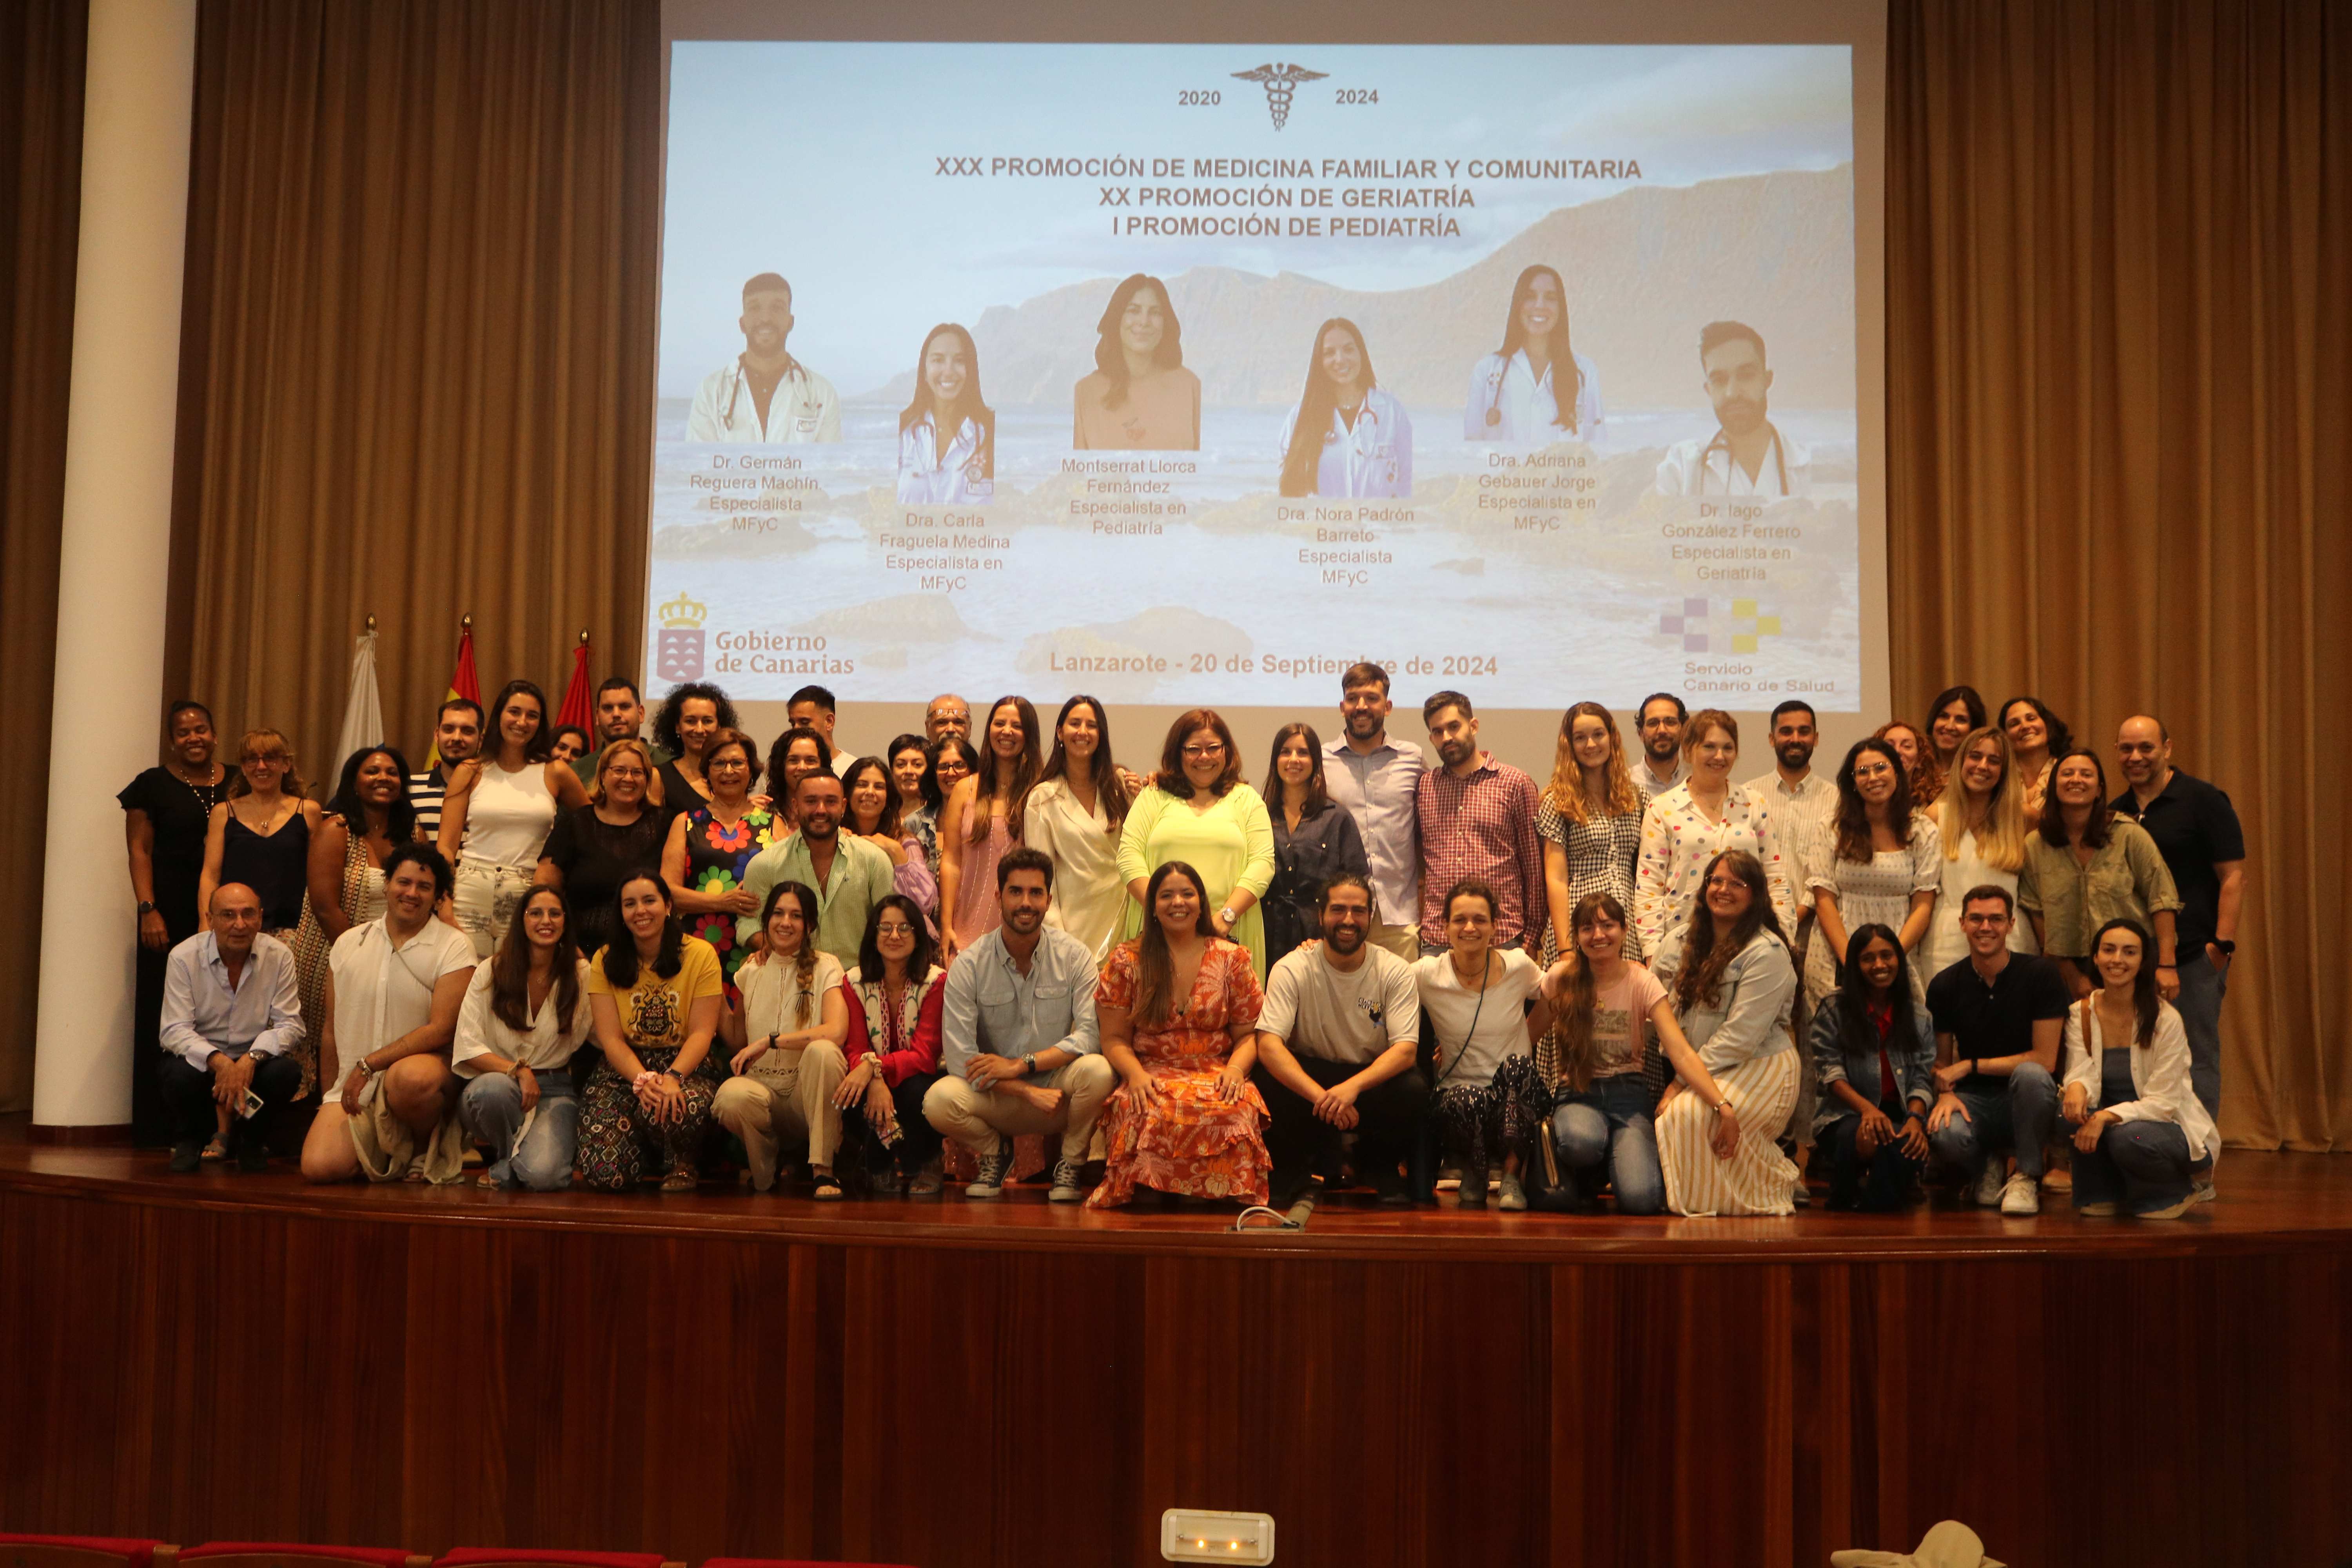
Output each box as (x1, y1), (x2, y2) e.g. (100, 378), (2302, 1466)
(333, 628), (385, 770)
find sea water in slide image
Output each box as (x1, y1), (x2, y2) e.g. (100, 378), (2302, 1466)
(647, 42), (1862, 709)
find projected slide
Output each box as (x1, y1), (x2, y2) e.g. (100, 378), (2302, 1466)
(646, 42), (1860, 711)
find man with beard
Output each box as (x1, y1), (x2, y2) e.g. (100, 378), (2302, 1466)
(1654, 320), (1811, 499)
(737, 771), (893, 969)
(1745, 699), (1835, 952)
(1321, 663), (1427, 959)
(2111, 714), (2243, 1158)
(408, 697), (484, 844)
(925, 848), (1115, 1201)
(1414, 691), (1544, 955)
(923, 693), (971, 744)
(1251, 875), (1427, 1210)
(568, 677), (672, 791)
(1633, 692), (1690, 802)
(686, 272), (842, 443)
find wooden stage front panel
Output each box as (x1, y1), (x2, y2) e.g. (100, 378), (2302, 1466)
(2, 1142), (2349, 1568)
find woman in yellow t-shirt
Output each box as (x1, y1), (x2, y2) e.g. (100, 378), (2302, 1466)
(581, 871), (724, 1190)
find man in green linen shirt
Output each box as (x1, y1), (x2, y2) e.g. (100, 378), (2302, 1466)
(736, 771), (893, 967)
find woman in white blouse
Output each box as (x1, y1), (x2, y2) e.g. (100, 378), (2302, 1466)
(1633, 708), (1796, 957)
(453, 886), (594, 1190)
(1922, 726), (2037, 977)
(2060, 917), (2217, 1219)
(1652, 850), (1803, 1216)
(716, 880), (851, 1198)
(1021, 695), (1132, 962)
(1804, 738), (1942, 1008)
(438, 679), (590, 958)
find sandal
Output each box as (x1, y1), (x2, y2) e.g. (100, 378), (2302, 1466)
(475, 1171), (501, 1189)
(811, 1169), (843, 1201)
(661, 1165), (698, 1192)
(200, 1138), (229, 1163)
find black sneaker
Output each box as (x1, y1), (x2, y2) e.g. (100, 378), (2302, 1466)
(235, 1138), (270, 1174)
(169, 1140), (203, 1174)
(1455, 1162), (1489, 1209)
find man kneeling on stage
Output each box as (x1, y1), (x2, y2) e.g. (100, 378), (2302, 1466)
(159, 882), (305, 1173)
(1251, 874), (1430, 1211)
(924, 849), (1115, 1202)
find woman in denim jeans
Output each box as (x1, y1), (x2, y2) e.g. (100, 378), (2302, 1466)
(1539, 891), (1693, 1214)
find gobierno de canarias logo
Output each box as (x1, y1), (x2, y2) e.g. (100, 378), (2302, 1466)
(657, 591), (708, 681)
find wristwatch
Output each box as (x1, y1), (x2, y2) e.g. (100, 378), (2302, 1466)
(1022, 1052), (1038, 1076)
(136, 900), (156, 916)
(2213, 940), (2236, 955)
(1218, 906), (1239, 927)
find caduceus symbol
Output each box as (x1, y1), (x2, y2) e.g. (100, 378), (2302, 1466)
(1232, 63), (1329, 131)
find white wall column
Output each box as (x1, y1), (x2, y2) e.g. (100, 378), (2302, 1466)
(31, 0), (199, 1132)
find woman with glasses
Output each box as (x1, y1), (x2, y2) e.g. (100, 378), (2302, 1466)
(198, 727), (323, 942)
(536, 739), (667, 961)
(1116, 709), (1278, 979)
(660, 726), (777, 1005)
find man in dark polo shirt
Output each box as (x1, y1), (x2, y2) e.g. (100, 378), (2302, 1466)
(1924, 886), (2067, 1216)
(2114, 716), (2244, 1163)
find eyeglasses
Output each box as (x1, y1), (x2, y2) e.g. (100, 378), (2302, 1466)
(1182, 743), (1225, 758)
(708, 757), (748, 771)
(243, 752), (288, 766)
(875, 923), (916, 939)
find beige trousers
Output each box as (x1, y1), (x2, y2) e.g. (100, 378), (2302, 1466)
(922, 1054), (1115, 1165)
(712, 1042), (847, 1189)
(1367, 922), (1422, 961)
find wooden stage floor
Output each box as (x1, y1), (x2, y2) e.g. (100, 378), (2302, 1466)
(5, 1122), (2351, 1568)
(5, 1127), (2350, 1261)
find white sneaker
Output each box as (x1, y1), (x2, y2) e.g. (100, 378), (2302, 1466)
(1972, 1161), (2007, 1208)
(1497, 1172), (1527, 1212)
(1999, 1172), (2040, 1216)
(2192, 1176), (2218, 1204)
(1048, 1158), (1086, 1203)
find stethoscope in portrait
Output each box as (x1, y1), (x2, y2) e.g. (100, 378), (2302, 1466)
(1482, 356), (1565, 432)
(1695, 421), (1790, 497)
(719, 352), (817, 433)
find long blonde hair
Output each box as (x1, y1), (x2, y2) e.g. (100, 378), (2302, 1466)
(1934, 726), (2026, 872)
(1541, 702), (1642, 823)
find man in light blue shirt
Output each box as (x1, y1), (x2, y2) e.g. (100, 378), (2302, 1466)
(158, 882), (304, 1172)
(924, 848), (1114, 1202)
(1321, 662), (1427, 960)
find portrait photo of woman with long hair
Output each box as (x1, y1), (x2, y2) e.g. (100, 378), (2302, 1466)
(1463, 263), (1606, 446)
(1072, 273), (1200, 450)
(897, 322), (995, 503)
(1277, 316), (1412, 499)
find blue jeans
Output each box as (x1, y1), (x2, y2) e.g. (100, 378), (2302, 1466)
(2073, 1118), (2193, 1214)
(1928, 1061), (2059, 1181)
(1822, 1094), (1925, 1212)
(459, 1066), (579, 1191)
(2173, 950), (2227, 1121)
(1551, 1074), (1664, 1216)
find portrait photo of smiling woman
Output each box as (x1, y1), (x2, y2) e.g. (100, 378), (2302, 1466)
(1072, 272), (1200, 451)
(897, 321), (996, 503)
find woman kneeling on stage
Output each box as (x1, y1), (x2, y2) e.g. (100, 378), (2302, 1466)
(1654, 850), (1803, 1216)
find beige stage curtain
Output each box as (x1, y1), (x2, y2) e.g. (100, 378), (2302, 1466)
(165, 0), (659, 789)
(0, 0), (88, 1112)
(1887, 0), (2352, 1149)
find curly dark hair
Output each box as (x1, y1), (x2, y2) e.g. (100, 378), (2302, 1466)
(652, 682), (739, 756)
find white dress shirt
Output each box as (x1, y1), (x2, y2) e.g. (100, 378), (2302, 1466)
(159, 931), (304, 1067)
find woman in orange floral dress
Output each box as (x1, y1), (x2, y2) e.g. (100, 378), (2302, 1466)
(1089, 859), (1271, 1208)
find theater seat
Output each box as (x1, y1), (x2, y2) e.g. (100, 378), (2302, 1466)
(700, 1557), (922, 1568)
(181, 1544), (426, 1568)
(434, 1554), (679, 1568)
(0, 1536), (180, 1568)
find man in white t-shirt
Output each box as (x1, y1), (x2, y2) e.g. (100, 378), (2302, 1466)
(299, 844), (477, 1184)
(1251, 875), (1428, 1210)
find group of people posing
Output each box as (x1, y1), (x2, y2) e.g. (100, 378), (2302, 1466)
(687, 266), (1810, 505)
(124, 666), (2242, 1223)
